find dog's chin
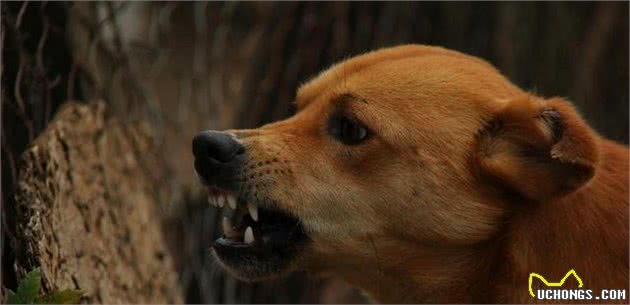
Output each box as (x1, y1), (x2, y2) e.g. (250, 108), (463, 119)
(211, 243), (302, 281)
(204, 186), (309, 281)
(211, 221), (308, 281)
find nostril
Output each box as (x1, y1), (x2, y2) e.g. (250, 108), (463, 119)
(192, 130), (245, 163)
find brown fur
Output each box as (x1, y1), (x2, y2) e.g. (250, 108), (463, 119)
(227, 45), (628, 303)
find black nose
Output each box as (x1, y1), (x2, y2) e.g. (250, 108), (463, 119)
(193, 131), (245, 163)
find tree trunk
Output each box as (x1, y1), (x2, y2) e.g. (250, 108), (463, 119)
(14, 102), (183, 303)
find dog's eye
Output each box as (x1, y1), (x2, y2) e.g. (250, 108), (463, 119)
(329, 115), (370, 145)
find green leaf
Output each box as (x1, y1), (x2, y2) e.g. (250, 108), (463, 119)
(7, 289), (22, 304)
(6, 268), (82, 304)
(36, 289), (83, 304)
(15, 268), (42, 304)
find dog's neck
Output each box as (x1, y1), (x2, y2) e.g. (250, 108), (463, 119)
(314, 238), (502, 303)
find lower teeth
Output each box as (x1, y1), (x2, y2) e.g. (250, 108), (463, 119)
(244, 226), (254, 244)
(222, 217), (257, 245)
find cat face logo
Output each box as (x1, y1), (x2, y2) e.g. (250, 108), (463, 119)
(528, 269), (584, 297)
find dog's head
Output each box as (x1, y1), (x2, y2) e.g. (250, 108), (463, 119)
(192, 45), (599, 282)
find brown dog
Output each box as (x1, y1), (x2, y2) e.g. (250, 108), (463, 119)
(192, 45), (628, 303)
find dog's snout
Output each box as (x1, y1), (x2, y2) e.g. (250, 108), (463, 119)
(193, 130), (245, 190)
(193, 131), (244, 163)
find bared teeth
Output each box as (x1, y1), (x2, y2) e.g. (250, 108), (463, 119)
(248, 202), (259, 222)
(207, 191), (260, 224)
(244, 226), (255, 244)
(227, 195), (237, 210)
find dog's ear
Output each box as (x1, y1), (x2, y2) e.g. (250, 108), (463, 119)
(476, 95), (599, 201)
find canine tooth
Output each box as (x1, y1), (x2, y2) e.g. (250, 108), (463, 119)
(217, 195), (225, 208)
(244, 226), (254, 244)
(227, 195), (237, 210)
(248, 202), (259, 222)
(208, 195), (216, 207)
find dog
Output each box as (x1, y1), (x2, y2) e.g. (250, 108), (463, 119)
(192, 45), (628, 303)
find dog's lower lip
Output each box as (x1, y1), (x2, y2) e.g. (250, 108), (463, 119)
(215, 236), (256, 248)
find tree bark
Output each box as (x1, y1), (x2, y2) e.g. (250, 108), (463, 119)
(14, 102), (183, 303)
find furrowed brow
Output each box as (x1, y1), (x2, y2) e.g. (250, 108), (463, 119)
(330, 93), (368, 108)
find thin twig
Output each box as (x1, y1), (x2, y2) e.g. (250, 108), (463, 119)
(15, 1), (29, 29)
